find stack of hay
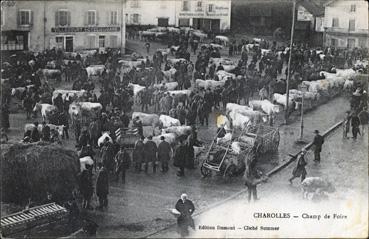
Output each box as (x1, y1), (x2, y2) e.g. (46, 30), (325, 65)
(1, 141), (80, 205)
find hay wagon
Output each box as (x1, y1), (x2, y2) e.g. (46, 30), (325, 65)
(200, 124), (280, 179)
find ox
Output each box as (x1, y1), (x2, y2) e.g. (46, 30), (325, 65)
(159, 115), (181, 128)
(132, 112), (162, 128)
(33, 103), (57, 122)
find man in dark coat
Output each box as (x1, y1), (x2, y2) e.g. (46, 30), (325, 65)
(96, 163), (109, 210)
(101, 138), (115, 173)
(173, 138), (187, 176)
(41, 121), (50, 141)
(1, 103), (10, 131)
(31, 122), (40, 142)
(23, 94), (34, 120)
(245, 168), (267, 202)
(58, 111), (69, 140)
(158, 136), (171, 172)
(289, 149), (307, 184)
(78, 129), (90, 148)
(53, 93), (64, 111)
(133, 116), (143, 137)
(133, 137), (145, 172)
(175, 193), (195, 237)
(351, 113), (361, 139)
(115, 146), (130, 183)
(312, 130), (324, 163)
(80, 164), (93, 210)
(144, 136), (158, 173)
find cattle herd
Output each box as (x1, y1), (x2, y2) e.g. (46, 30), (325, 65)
(1, 30), (368, 176)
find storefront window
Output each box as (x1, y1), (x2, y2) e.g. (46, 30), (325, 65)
(179, 18), (190, 27)
(56, 36), (64, 49)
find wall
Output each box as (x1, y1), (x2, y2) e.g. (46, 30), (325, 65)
(324, 0), (368, 48)
(2, 0), (126, 52)
(125, 0), (176, 26)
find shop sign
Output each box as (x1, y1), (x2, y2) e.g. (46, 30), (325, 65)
(51, 26), (120, 33)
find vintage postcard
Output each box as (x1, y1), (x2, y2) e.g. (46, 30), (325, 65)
(1, 0), (368, 238)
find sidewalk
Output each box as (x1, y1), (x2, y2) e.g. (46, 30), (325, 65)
(148, 96), (368, 238)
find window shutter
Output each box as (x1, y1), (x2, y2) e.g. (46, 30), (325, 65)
(17, 11), (20, 26)
(105, 36), (110, 48)
(30, 11), (33, 25)
(130, 14), (133, 24)
(138, 14), (141, 24)
(84, 11), (88, 26)
(107, 11), (111, 25)
(55, 12), (59, 26)
(67, 11), (71, 26)
(96, 11), (99, 25)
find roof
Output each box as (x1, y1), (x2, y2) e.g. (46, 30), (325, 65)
(298, 0), (325, 16)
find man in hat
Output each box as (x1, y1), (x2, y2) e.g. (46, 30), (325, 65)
(175, 193), (195, 237)
(133, 116), (143, 137)
(133, 136), (145, 172)
(115, 145), (130, 183)
(173, 138), (187, 177)
(312, 130), (324, 163)
(289, 149), (308, 184)
(158, 136), (171, 172)
(351, 113), (361, 139)
(96, 163), (109, 210)
(144, 135), (158, 173)
(41, 121), (50, 142)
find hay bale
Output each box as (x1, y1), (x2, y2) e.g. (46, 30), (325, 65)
(1, 141), (80, 205)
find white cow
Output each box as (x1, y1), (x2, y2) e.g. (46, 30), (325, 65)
(344, 80), (354, 91)
(52, 89), (86, 103)
(11, 85), (35, 97)
(24, 123), (65, 137)
(160, 115), (181, 128)
(249, 100), (280, 115)
(228, 111), (252, 129)
(68, 102), (102, 120)
(86, 65), (105, 77)
(162, 126), (192, 137)
(301, 177), (335, 200)
(216, 70), (235, 81)
(166, 90), (192, 97)
(226, 103), (252, 114)
(98, 132), (113, 147)
(215, 35), (229, 45)
(289, 89), (320, 101)
(129, 83), (146, 96)
(273, 93), (294, 108)
(152, 133), (177, 147)
(195, 79), (226, 90)
(33, 103), (57, 122)
(132, 112), (162, 128)
(335, 68), (356, 79)
(80, 156), (94, 172)
(163, 68), (177, 82)
(168, 58), (187, 65)
(154, 82), (178, 91)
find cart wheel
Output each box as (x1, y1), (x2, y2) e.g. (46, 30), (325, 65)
(223, 164), (237, 179)
(200, 165), (212, 177)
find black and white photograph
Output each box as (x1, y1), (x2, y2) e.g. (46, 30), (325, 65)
(0, 0), (368, 238)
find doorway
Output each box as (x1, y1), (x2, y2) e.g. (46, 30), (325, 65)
(158, 18), (169, 27)
(65, 36), (73, 52)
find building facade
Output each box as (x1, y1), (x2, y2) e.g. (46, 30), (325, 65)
(125, 0), (231, 32)
(1, 0), (126, 53)
(323, 0), (368, 49)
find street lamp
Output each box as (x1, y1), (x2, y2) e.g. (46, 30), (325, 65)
(284, 0), (297, 124)
(295, 84), (307, 144)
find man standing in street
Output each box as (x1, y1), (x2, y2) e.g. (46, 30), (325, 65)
(144, 136), (158, 173)
(245, 168), (267, 202)
(96, 163), (109, 210)
(351, 113), (361, 140)
(115, 146), (130, 183)
(312, 130), (324, 163)
(175, 193), (195, 237)
(289, 149), (307, 184)
(173, 138), (187, 177)
(133, 136), (145, 172)
(158, 136), (171, 172)
(145, 41), (151, 54)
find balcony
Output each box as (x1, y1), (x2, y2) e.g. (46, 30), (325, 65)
(325, 27), (368, 35)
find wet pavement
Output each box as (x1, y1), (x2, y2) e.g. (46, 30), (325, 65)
(150, 97), (368, 239)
